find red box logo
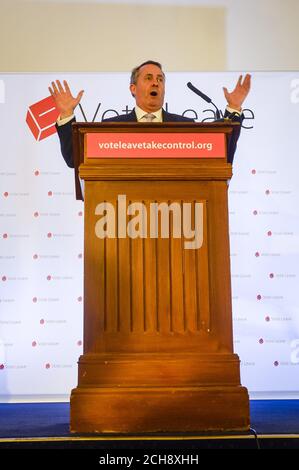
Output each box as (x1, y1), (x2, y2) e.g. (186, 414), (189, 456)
(26, 96), (59, 141)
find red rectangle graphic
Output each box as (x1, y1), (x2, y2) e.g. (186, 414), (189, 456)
(86, 132), (226, 159)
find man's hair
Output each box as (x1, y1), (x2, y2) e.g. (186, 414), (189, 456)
(130, 60), (164, 85)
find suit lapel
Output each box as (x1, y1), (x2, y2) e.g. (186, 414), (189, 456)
(162, 109), (173, 122)
(126, 110), (138, 121)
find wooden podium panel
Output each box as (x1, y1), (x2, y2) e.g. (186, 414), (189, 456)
(70, 123), (249, 433)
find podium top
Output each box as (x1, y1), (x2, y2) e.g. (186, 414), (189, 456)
(72, 121), (238, 200)
(72, 120), (238, 133)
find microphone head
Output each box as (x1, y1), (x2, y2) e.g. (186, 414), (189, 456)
(186, 82), (211, 103)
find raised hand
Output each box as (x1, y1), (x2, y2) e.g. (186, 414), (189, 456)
(223, 74), (251, 111)
(48, 80), (84, 119)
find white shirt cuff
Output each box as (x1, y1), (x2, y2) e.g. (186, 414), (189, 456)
(57, 114), (75, 126)
(226, 106), (241, 115)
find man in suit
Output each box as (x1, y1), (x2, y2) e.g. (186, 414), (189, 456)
(49, 60), (251, 168)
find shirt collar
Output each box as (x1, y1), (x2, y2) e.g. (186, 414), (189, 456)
(135, 106), (163, 122)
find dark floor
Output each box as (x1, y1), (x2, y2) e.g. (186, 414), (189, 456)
(0, 400), (298, 450)
(0, 400), (299, 437)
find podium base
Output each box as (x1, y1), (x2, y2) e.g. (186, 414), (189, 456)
(70, 385), (249, 434)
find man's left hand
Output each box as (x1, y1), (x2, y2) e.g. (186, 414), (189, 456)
(223, 74), (251, 111)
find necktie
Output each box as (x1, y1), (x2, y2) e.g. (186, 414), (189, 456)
(143, 113), (156, 122)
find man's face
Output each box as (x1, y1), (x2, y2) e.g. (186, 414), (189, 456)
(130, 63), (165, 112)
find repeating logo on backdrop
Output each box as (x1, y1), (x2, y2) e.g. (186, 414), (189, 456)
(26, 96), (59, 141)
(7, 73), (298, 396)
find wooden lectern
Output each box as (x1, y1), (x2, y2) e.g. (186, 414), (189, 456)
(70, 121), (249, 433)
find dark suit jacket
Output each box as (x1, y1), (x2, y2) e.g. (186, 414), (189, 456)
(56, 108), (242, 168)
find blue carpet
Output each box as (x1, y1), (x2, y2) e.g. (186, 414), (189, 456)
(0, 400), (298, 438)
(0, 403), (69, 438)
(250, 399), (299, 434)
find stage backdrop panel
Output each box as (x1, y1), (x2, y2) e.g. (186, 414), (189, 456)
(0, 72), (298, 401)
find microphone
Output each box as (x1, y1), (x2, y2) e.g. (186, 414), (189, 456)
(187, 81), (221, 120)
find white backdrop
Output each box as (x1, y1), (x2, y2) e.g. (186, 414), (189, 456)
(0, 71), (299, 401)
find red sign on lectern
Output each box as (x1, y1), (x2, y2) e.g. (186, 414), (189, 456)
(85, 132), (226, 159)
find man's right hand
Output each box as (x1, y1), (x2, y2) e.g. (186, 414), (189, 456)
(48, 80), (84, 119)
